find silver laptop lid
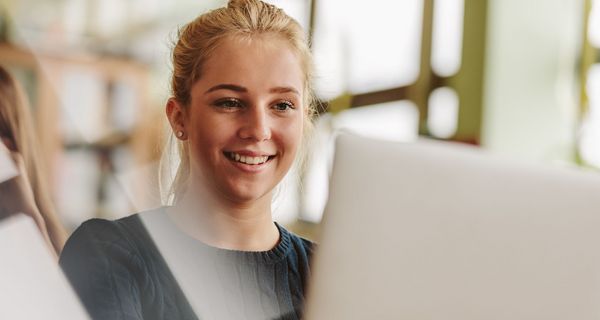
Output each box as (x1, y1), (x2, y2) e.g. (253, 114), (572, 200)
(305, 133), (600, 320)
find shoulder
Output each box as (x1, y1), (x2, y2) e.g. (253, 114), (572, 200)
(62, 213), (145, 253)
(59, 208), (164, 270)
(277, 223), (316, 262)
(290, 232), (316, 255)
(58, 208), (168, 319)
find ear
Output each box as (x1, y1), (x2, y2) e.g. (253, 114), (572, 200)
(166, 98), (188, 140)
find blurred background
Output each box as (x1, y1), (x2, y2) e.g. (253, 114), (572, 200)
(0, 0), (598, 239)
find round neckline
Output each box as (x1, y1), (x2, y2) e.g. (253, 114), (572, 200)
(156, 206), (292, 265)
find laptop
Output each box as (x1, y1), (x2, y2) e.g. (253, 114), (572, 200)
(305, 133), (600, 320)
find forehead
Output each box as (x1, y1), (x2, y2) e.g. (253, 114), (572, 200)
(194, 35), (304, 93)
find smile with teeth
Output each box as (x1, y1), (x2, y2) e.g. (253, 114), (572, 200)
(225, 152), (273, 165)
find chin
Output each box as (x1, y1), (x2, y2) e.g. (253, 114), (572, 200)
(222, 184), (273, 205)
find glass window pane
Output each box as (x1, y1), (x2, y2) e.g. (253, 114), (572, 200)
(313, 0), (424, 99)
(580, 64), (600, 167)
(428, 87), (459, 138)
(431, 0), (464, 76)
(589, 0), (600, 48)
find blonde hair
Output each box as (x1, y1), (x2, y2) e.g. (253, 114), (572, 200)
(0, 65), (67, 254)
(164, 0), (316, 204)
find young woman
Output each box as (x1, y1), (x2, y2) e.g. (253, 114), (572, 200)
(0, 65), (67, 257)
(59, 1), (317, 319)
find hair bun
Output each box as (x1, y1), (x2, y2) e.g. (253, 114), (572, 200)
(227, 0), (255, 9)
(227, 0), (277, 11)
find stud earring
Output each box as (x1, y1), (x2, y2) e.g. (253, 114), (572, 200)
(176, 131), (184, 138)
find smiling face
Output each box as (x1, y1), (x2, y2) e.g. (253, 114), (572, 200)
(168, 35), (305, 206)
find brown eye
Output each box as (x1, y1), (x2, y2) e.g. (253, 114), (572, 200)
(273, 101), (294, 112)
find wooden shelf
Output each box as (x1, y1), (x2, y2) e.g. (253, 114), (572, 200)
(0, 43), (163, 228)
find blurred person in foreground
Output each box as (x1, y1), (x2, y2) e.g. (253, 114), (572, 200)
(0, 65), (67, 257)
(59, 0), (317, 319)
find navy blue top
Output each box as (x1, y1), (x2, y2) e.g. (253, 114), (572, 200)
(59, 207), (314, 320)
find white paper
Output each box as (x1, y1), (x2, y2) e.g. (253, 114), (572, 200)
(0, 214), (90, 319)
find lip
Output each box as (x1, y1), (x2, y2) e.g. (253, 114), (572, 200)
(228, 158), (272, 173)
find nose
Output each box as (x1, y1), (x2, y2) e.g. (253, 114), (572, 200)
(238, 106), (271, 141)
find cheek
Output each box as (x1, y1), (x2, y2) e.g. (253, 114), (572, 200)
(188, 112), (228, 146)
(281, 115), (304, 157)
(186, 114), (226, 165)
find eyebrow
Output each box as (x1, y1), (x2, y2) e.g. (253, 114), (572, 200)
(205, 84), (247, 94)
(205, 84), (300, 95)
(269, 86), (300, 95)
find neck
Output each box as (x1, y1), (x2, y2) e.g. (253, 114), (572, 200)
(168, 185), (280, 251)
